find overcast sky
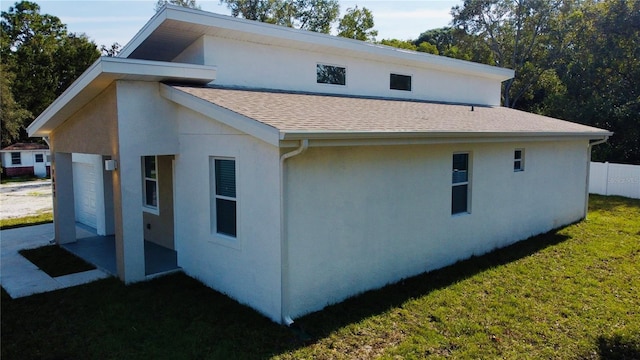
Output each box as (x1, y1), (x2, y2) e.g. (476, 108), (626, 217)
(1, 0), (462, 47)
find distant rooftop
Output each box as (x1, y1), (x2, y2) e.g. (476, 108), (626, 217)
(1, 143), (49, 151)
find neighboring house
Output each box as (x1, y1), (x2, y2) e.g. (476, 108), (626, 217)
(27, 6), (611, 324)
(0, 143), (51, 178)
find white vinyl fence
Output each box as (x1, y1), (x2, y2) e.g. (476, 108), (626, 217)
(589, 162), (640, 199)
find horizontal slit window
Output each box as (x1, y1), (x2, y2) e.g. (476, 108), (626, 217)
(317, 64), (346, 85)
(390, 73), (411, 91)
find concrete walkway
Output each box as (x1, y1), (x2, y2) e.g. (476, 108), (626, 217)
(0, 223), (111, 299)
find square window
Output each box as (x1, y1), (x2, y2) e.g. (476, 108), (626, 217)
(317, 64), (346, 85)
(514, 149), (524, 172)
(35, 154), (44, 163)
(390, 73), (411, 91)
(11, 152), (21, 165)
(212, 158), (237, 238)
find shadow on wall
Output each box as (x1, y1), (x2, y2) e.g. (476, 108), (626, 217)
(597, 334), (640, 360)
(291, 227), (572, 339)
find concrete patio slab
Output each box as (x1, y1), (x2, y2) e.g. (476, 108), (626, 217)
(0, 223), (112, 299)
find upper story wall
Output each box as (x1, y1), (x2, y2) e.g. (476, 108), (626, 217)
(173, 35), (504, 106)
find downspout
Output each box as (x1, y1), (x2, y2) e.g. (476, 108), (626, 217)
(279, 139), (309, 326)
(584, 136), (609, 218)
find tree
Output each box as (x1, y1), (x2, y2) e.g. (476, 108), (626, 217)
(536, 0), (640, 163)
(101, 42), (121, 57)
(1, 1), (100, 140)
(0, 65), (31, 147)
(451, 0), (570, 108)
(337, 6), (377, 42)
(155, 0), (201, 12)
(379, 39), (416, 51)
(220, 0), (339, 34)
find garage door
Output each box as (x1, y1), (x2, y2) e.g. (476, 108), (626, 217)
(73, 162), (97, 229)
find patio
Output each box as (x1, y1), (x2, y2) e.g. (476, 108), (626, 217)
(63, 224), (180, 277)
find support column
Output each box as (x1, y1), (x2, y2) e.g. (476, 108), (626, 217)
(102, 157), (116, 236)
(113, 155), (145, 283)
(53, 152), (76, 244)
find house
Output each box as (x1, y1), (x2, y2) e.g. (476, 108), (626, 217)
(0, 143), (51, 178)
(27, 5), (611, 324)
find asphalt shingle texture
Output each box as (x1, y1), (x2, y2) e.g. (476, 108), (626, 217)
(172, 85), (609, 136)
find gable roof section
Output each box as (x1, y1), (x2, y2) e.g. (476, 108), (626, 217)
(28, 57), (216, 137)
(120, 5), (513, 82)
(164, 85), (611, 146)
(1, 143), (49, 152)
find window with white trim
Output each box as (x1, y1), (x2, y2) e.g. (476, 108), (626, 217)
(452, 153), (470, 215)
(11, 152), (21, 165)
(514, 149), (524, 172)
(211, 158), (237, 238)
(35, 154), (44, 163)
(316, 64), (346, 85)
(143, 156), (158, 211)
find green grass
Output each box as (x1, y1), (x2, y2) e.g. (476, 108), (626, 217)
(2, 195), (639, 359)
(0, 212), (53, 230)
(19, 245), (96, 278)
(0, 176), (49, 184)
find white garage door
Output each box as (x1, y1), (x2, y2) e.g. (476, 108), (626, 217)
(73, 162), (97, 229)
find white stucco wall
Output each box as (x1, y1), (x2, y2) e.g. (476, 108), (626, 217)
(114, 80), (180, 282)
(285, 140), (589, 318)
(173, 105), (283, 322)
(173, 35), (502, 106)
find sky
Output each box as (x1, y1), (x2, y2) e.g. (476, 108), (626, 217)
(1, 0), (463, 48)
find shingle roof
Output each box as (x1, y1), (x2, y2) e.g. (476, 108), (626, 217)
(1, 143), (49, 151)
(172, 85), (611, 140)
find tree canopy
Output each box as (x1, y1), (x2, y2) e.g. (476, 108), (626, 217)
(220, 0), (340, 33)
(337, 6), (377, 41)
(155, 0), (201, 12)
(1, 1), (100, 144)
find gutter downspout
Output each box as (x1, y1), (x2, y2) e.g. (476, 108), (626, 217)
(279, 139), (309, 326)
(584, 136), (609, 218)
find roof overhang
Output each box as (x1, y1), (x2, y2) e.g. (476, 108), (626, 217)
(27, 57), (216, 137)
(120, 5), (514, 82)
(278, 131), (612, 148)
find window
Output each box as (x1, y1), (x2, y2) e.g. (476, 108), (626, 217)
(143, 156), (158, 211)
(452, 153), (470, 215)
(514, 149), (524, 172)
(212, 158), (237, 237)
(317, 64), (346, 85)
(11, 152), (20, 165)
(35, 154), (44, 163)
(46, 155), (51, 163)
(390, 73), (411, 91)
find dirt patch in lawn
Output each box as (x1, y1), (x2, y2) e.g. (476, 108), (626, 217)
(19, 245), (96, 278)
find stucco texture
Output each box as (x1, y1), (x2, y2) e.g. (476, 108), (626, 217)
(284, 140), (589, 318)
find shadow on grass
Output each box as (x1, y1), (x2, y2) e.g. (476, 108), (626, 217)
(2, 229), (572, 359)
(597, 334), (640, 360)
(293, 229), (571, 340)
(589, 194), (640, 212)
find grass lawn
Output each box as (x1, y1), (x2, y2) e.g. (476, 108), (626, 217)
(19, 245), (96, 277)
(2, 195), (639, 359)
(0, 212), (53, 230)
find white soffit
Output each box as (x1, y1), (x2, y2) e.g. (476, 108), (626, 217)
(27, 57), (216, 137)
(120, 6), (514, 82)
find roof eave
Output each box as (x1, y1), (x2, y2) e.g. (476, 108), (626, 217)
(120, 5), (514, 82)
(279, 130), (613, 144)
(27, 57), (216, 137)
